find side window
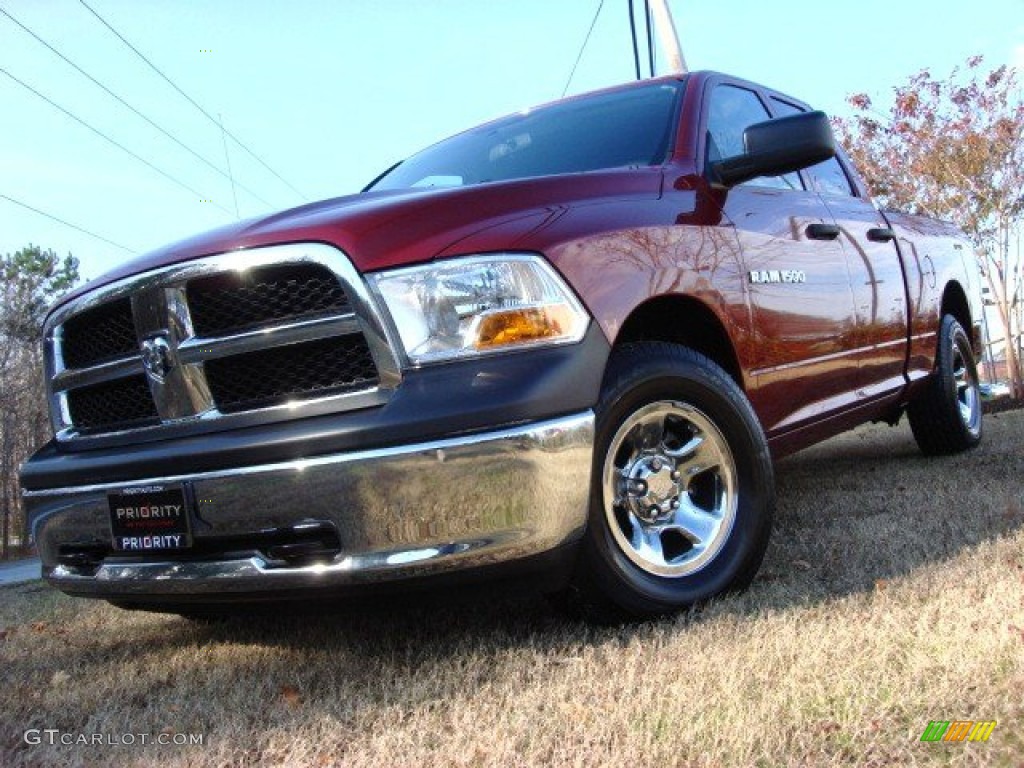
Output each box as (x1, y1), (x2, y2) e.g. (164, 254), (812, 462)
(769, 97), (855, 198)
(706, 85), (801, 191)
(806, 157), (855, 197)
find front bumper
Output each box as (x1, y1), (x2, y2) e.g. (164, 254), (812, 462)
(25, 412), (594, 600)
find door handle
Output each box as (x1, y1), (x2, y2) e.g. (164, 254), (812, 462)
(806, 223), (840, 240)
(867, 227), (895, 242)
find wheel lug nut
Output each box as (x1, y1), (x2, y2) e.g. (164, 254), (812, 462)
(648, 506), (660, 518)
(651, 458), (663, 471)
(670, 470), (680, 481)
(671, 499), (680, 509)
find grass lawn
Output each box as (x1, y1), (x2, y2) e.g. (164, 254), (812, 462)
(1, 410), (1021, 767)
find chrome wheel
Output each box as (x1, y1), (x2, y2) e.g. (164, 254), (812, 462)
(602, 400), (737, 578)
(570, 342), (775, 620)
(952, 335), (981, 437)
(908, 315), (983, 456)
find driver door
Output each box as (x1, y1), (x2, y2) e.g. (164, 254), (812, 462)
(702, 81), (861, 434)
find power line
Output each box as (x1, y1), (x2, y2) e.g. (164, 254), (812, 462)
(218, 113), (240, 218)
(77, 0), (307, 202)
(0, 193), (137, 254)
(563, 0), (606, 97)
(0, 4), (275, 210)
(0, 65), (234, 216)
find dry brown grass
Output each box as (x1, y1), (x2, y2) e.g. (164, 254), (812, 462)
(1, 411), (1022, 768)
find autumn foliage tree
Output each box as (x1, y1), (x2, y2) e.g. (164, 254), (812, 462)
(834, 56), (1024, 398)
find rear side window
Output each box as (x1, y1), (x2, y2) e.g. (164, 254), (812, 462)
(369, 82), (683, 191)
(706, 85), (801, 191)
(769, 97), (854, 197)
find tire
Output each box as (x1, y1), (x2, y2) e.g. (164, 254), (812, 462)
(907, 315), (983, 456)
(565, 342), (775, 622)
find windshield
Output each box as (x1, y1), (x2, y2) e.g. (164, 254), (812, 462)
(367, 81), (684, 192)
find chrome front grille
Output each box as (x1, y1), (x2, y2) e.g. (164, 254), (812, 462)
(186, 263), (351, 337)
(60, 297), (136, 369)
(65, 375), (159, 431)
(203, 335), (379, 413)
(44, 243), (401, 443)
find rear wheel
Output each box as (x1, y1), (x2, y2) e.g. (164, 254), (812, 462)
(566, 342), (774, 622)
(908, 315), (982, 456)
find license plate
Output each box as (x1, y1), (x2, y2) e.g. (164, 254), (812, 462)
(108, 485), (191, 552)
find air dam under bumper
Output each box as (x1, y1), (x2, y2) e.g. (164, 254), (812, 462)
(25, 412), (594, 599)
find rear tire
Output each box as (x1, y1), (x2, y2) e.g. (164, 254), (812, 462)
(565, 342), (774, 622)
(908, 315), (982, 456)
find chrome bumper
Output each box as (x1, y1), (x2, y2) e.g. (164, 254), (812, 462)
(25, 412), (594, 598)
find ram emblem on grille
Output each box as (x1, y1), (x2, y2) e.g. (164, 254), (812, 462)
(140, 334), (173, 382)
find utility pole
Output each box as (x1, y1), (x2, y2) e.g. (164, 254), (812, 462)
(647, 0), (686, 74)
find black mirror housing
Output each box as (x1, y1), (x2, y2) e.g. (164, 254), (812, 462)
(711, 110), (836, 188)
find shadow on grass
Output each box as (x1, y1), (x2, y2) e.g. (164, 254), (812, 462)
(765, 409), (1023, 597)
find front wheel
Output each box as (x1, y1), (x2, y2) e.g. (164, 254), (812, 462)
(907, 315), (982, 456)
(566, 342), (775, 622)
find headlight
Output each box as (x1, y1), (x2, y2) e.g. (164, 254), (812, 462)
(368, 253), (589, 365)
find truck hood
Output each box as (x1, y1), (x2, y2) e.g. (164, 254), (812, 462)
(56, 168), (663, 309)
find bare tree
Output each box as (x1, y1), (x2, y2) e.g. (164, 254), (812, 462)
(0, 245), (78, 559)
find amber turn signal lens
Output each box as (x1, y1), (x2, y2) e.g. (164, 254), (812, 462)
(472, 305), (575, 349)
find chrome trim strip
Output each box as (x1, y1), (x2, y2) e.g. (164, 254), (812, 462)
(53, 357), (145, 390)
(52, 386), (390, 445)
(43, 243), (403, 444)
(25, 412), (594, 497)
(48, 543), (506, 587)
(176, 314), (362, 364)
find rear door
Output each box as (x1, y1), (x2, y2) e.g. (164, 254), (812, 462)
(768, 97), (909, 400)
(702, 80), (861, 434)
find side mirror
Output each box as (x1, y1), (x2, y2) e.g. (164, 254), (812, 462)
(710, 110), (836, 188)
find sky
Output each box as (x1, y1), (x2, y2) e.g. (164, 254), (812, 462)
(2, 0), (1023, 282)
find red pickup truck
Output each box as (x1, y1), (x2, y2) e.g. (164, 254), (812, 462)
(21, 71), (984, 621)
